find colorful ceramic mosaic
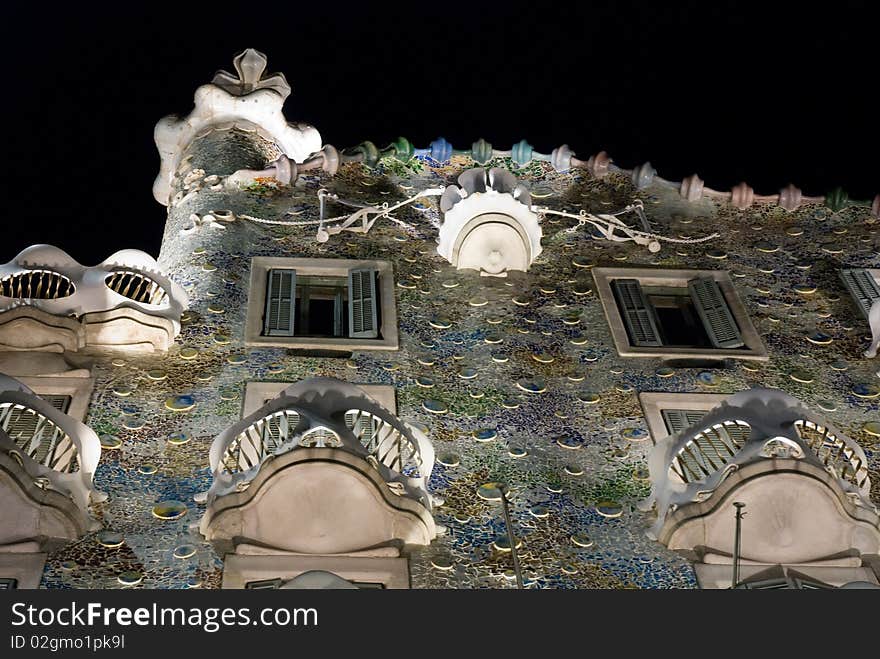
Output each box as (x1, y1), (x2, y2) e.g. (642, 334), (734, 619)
(28, 122), (880, 590)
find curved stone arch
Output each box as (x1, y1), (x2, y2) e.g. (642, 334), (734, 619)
(0, 377), (104, 549)
(200, 447), (436, 555)
(9, 245), (81, 272)
(0, 387), (103, 512)
(451, 212), (533, 275)
(280, 570), (358, 589)
(667, 418), (752, 485)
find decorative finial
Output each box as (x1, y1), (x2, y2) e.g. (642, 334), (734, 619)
(211, 48), (291, 99)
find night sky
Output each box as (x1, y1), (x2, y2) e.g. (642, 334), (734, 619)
(5, 3), (876, 265)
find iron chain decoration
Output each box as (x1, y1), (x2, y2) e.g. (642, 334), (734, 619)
(239, 189), (718, 253)
(542, 199), (719, 253)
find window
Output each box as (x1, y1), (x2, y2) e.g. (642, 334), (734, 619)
(242, 382), (395, 417)
(242, 382), (395, 455)
(223, 554), (410, 589)
(639, 392), (734, 445)
(840, 268), (880, 319)
(0, 394), (72, 466)
(244, 576), (385, 589)
(15, 376), (94, 424)
(593, 267), (767, 360)
(246, 258), (398, 351)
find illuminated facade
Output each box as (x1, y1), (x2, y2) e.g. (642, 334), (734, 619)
(1, 49), (878, 589)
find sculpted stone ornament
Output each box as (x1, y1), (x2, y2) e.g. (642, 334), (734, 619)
(211, 48), (292, 98)
(438, 167), (541, 276)
(153, 48), (323, 205)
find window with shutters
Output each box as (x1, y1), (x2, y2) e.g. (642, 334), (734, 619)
(246, 258), (398, 351)
(242, 382), (396, 421)
(244, 576), (385, 589)
(0, 391), (80, 472)
(594, 267), (767, 360)
(840, 268), (880, 320)
(12, 376), (94, 425)
(639, 392), (737, 445)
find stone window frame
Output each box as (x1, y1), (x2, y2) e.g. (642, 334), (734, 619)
(0, 554), (45, 590)
(639, 391), (734, 445)
(221, 554), (410, 589)
(15, 376), (95, 423)
(242, 382), (396, 418)
(840, 268), (880, 320)
(245, 257), (398, 351)
(593, 267), (768, 361)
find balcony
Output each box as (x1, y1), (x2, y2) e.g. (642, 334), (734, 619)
(0, 375), (104, 587)
(642, 387), (880, 587)
(198, 377), (437, 588)
(0, 245), (188, 353)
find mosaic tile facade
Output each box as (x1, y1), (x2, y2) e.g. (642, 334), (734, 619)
(29, 121), (880, 589)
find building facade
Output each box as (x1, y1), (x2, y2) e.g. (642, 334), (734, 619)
(1, 49), (879, 589)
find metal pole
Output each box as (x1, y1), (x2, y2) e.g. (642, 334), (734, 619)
(732, 502), (746, 588)
(498, 484), (524, 589)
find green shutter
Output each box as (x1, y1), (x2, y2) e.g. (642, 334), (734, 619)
(245, 578), (283, 590)
(263, 269), (296, 336)
(44, 395), (71, 414)
(260, 404), (298, 452)
(0, 396), (71, 466)
(840, 269), (880, 319)
(348, 268), (379, 339)
(345, 410), (378, 446)
(663, 409), (746, 482)
(662, 409), (706, 436)
(688, 277), (744, 349)
(611, 279), (662, 347)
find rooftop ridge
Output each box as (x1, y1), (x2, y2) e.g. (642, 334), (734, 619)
(337, 137), (880, 217)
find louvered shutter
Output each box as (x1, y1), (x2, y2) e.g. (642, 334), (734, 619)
(245, 578), (283, 590)
(345, 410), (378, 446)
(663, 409), (707, 480)
(260, 402), (298, 453)
(348, 268), (379, 339)
(610, 279), (662, 347)
(44, 395), (71, 414)
(263, 269), (296, 336)
(262, 413), (283, 451)
(840, 269), (880, 319)
(661, 409), (706, 436)
(688, 277), (744, 349)
(1, 396), (72, 466)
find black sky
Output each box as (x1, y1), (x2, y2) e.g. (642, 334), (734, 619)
(4, 3), (877, 264)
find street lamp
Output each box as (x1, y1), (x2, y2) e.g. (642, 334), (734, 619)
(478, 481), (524, 589)
(732, 501), (746, 588)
